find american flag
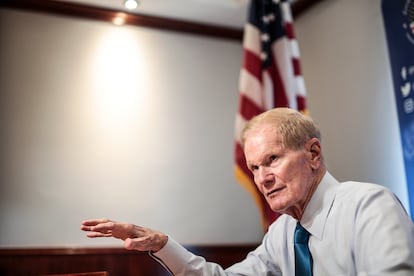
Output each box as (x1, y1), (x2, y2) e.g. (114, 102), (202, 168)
(234, 0), (307, 231)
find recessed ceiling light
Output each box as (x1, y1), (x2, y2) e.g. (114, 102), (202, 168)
(124, 0), (138, 10)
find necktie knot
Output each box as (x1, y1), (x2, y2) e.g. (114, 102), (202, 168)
(294, 223), (310, 244)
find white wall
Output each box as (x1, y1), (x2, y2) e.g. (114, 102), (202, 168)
(0, 0), (410, 248)
(295, 0), (409, 209)
(0, 8), (263, 248)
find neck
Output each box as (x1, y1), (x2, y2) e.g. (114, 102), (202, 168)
(293, 166), (326, 221)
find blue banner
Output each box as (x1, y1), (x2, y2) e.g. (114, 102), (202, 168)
(382, 0), (414, 218)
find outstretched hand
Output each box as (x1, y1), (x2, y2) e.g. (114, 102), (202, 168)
(81, 218), (168, 252)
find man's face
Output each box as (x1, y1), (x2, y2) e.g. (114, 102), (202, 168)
(244, 124), (316, 217)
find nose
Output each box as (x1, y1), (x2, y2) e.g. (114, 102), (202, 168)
(255, 166), (275, 190)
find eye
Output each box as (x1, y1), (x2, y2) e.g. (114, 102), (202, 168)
(250, 165), (259, 172)
(270, 155), (278, 161)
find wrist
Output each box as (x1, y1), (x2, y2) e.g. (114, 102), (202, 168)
(152, 234), (168, 252)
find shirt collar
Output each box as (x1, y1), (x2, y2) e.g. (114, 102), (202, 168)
(300, 171), (339, 240)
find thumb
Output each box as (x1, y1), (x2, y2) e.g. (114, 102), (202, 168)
(124, 237), (147, 251)
(124, 238), (135, 250)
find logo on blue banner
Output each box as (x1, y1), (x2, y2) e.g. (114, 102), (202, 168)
(382, 0), (414, 219)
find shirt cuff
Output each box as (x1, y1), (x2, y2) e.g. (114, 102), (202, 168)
(149, 236), (192, 275)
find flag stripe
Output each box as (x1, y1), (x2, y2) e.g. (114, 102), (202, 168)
(239, 94), (264, 120)
(285, 22), (294, 39)
(243, 49), (263, 81)
(292, 58), (302, 76)
(243, 24), (261, 56)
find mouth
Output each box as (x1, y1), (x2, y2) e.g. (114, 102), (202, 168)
(266, 186), (285, 198)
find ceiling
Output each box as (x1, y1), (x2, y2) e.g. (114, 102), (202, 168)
(57, 0), (252, 29)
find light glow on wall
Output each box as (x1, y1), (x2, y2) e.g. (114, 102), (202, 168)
(89, 28), (149, 138)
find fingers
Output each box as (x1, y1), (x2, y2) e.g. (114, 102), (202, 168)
(89, 221), (115, 233)
(81, 218), (110, 227)
(86, 232), (113, 238)
(80, 218), (114, 237)
(80, 218), (168, 251)
(81, 218), (132, 241)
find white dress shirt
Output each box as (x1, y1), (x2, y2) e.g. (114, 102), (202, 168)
(152, 172), (414, 275)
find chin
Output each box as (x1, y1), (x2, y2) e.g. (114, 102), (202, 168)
(267, 199), (288, 214)
(268, 202), (283, 213)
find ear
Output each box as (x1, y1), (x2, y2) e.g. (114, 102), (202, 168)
(306, 138), (322, 169)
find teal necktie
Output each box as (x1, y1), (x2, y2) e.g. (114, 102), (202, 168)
(294, 222), (313, 276)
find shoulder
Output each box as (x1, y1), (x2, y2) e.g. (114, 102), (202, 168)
(336, 181), (395, 202)
(333, 180), (409, 219)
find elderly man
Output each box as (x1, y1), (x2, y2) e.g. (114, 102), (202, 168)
(81, 108), (414, 275)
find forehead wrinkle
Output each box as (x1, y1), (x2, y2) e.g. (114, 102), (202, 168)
(245, 126), (282, 167)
